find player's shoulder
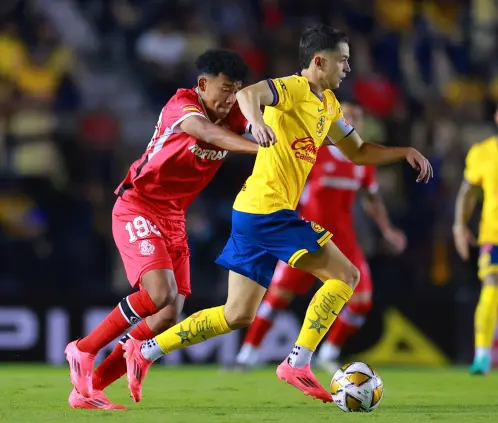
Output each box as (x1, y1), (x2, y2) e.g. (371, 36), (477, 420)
(467, 136), (497, 158)
(166, 88), (200, 106)
(158, 88), (205, 123)
(274, 74), (310, 93)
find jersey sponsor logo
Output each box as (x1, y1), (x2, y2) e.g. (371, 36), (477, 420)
(139, 239), (155, 256)
(277, 78), (287, 91)
(316, 116), (326, 137)
(188, 144), (228, 161)
(291, 137), (318, 164)
(317, 107), (324, 113)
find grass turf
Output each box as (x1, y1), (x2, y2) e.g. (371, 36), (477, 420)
(1, 365), (497, 422)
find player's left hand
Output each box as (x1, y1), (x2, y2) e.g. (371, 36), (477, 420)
(405, 148), (433, 183)
(382, 227), (407, 254)
(251, 123), (277, 147)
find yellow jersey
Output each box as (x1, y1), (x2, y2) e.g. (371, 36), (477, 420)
(234, 75), (353, 214)
(464, 136), (498, 244)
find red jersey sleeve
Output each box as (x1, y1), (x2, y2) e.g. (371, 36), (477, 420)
(362, 166), (379, 193)
(146, 89), (208, 154)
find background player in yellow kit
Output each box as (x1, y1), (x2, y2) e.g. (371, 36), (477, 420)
(453, 107), (498, 375)
(124, 24), (433, 403)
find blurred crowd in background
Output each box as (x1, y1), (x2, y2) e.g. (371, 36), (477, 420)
(0, 0), (496, 302)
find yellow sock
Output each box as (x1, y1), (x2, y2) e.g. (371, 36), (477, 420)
(296, 279), (353, 352)
(474, 284), (498, 349)
(155, 306), (231, 353)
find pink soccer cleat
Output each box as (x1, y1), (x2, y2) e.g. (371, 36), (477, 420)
(65, 340), (95, 397)
(68, 388), (126, 410)
(123, 339), (153, 402)
(276, 359), (332, 403)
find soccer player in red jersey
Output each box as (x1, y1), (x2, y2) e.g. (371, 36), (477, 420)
(235, 103), (407, 373)
(65, 49), (261, 409)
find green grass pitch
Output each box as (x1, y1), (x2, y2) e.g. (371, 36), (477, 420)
(1, 365), (497, 422)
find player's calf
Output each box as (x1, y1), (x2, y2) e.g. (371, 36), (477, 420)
(224, 272), (268, 329)
(281, 240), (358, 398)
(237, 288), (295, 368)
(92, 296), (185, 392)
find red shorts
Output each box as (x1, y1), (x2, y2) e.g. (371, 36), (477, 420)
(271, 247), (372, 296)
(112, 197), (191, 297)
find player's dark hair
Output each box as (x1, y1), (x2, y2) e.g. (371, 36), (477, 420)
(195, 49), (249, 83)
(299, 24), (349, 69)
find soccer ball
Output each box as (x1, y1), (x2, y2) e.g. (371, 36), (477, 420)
(330, 362), (384, 412)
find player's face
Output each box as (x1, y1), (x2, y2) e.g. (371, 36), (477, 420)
(318, 42), (350, 89)
(342, 103), (363, 132)
(199, 74), (242, 120)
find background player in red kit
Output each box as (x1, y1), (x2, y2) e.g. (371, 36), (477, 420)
(65, 49), (261, 409)
(235, 102), (406, 373)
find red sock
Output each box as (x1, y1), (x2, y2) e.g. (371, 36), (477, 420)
(93, 320), (155, 391)
(244, 293), (289, 347)
(77, 289), (158, 355)
(326, 301), (371, 347)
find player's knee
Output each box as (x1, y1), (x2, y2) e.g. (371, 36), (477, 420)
(338, 264), (360, 290)
(141, 269), (178, 309)
(224, 307), (255, 330)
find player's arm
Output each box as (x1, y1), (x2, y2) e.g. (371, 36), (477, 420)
(331, 129), (433, 183)
(180, 116), (258, 155)
(235, 80), (278, 147)
(453, 145), (482, 260)
(453, 181), (480, 261)
(362, 191), (406, 253)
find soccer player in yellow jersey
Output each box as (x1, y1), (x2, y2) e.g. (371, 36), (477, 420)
(123, 24), (432, 403)
(454, 110), (498, 375)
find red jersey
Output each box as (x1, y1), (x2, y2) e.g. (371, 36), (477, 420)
(116, 88), (250, 219)
(299, 145), (378, 236)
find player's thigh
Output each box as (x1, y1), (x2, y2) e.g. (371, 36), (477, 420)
(271, 260), (317, 297)
(144, 293), (186, 333)
(224, 271), (268, 329)
(293, 239), (360, 288)
(112, 200), (177, 306)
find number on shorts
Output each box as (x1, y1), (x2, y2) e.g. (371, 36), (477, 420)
(125, 216), (161, 243)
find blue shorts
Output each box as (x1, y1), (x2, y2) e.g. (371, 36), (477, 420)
(478, 244), (498, 280)
(215, 209), (332, 288)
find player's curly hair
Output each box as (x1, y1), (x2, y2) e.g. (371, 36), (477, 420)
(299, 24), (349, 69)
(195, 49), (249, 83)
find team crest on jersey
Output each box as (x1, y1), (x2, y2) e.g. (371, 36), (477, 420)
(316, 116), (326, 137)
(311, 222), (325, 233)
(139, 240), (155, 256)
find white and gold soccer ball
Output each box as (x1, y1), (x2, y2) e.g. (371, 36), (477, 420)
(330, 362), (384, 412)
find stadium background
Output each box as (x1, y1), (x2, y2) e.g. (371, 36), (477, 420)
(0, 0), (496, 368)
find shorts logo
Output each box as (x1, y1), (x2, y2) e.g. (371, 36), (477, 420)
(139, 240), (155, 256)
(311, 222), (324, 233)
(316, 116), (325, 137)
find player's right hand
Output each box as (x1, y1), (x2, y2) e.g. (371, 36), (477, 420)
(251, 123), (277, 147)
(453, 224), (477, 261)
(405, 148), (433, 183)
